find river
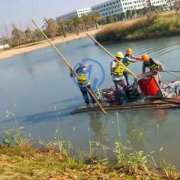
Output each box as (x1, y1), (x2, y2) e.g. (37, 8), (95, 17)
(0, 36), (180, 167)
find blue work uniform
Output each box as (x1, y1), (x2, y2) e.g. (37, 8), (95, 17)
(71, 67), (95, 105)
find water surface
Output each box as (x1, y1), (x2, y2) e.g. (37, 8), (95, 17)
(0, 36), (180, 167)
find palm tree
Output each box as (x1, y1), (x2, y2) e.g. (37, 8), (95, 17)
(131, 9), (137, 18)
(116, 12), (126, 20)
(56, 19), (66, 37)
(11, 24), (25, 46)
(90, 12), (103, 29)
(24, 28), (34, 43)
(107, 16), (115, 23)
(72, 17), (81, 35)
(65, 19), (74, 33)
(166, 0), (173, 10)
(43, 18), (57, 39)
(126, 10), (132, 19)
(33, 29), (44, 41)
(80, 14), (90, 31)
(174, 0), (180, 13)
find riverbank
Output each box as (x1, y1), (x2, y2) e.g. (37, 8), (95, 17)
(96, 11), (180, 44)
(0, 126), (179, 179)
(0, 28), (101, 61)
(0, 143), (179, 179)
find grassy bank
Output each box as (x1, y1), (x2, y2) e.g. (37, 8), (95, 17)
(0, 144), (168, 179)
(0, 128), (179, 179)
(96, 12), (180, 44)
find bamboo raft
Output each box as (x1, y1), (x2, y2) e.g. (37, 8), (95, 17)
(71, 95), (180, 114)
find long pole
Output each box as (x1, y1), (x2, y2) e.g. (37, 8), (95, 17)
(86, 33), (137, 79)
(32, 20), (107, 116)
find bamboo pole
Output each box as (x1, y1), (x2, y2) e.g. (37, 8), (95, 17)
(86, 33), (137, 79)
(32, 20), (107, 116)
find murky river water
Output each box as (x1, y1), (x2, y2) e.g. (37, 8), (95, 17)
(0, 36), (180, 167)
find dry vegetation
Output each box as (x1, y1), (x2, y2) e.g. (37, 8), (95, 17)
(96, 12), (180, 44)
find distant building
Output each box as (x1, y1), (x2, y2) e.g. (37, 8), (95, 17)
(56, 8), (92, 20)
(57, 0), (176, 21)
(0, 44), (10, 50)
(91, 0), (168, 18)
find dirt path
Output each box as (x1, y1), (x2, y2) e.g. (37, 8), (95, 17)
(0, 28), (101, 60)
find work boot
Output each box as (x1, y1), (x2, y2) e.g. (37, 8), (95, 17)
(93, 102), (98, 107)
(82, 103), (90, 108)
(86, 103), (90, 108)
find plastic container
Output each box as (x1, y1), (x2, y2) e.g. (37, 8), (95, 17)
(138, 72), (159, 97)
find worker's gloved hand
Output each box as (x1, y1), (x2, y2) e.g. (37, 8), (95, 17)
(69, 67), (74, 77)
(159, 65), (165, 72)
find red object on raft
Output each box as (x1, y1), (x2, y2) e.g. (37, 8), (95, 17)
(138, 71), (159, 97)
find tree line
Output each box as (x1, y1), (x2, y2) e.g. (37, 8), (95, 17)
(0, 12), (103, 48)
(0, 2), (179, 48)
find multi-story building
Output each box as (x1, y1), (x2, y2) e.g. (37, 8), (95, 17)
(91, 0), (167, 18)
(56, 8), (92, 20)
(57, 0), (176, 21)
(145, 0), (167, 7)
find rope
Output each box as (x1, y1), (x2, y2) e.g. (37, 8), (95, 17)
(163, 70), (180, 78)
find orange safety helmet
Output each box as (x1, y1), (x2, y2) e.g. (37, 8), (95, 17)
(126, 48), (133, 55)
(141, 54), (149, 61)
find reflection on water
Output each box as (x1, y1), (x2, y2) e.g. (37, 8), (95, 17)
(89, 112), (109, 146)
(0, 36), (180, 167)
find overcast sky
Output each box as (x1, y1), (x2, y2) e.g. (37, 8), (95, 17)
(0, 0), (106, 36)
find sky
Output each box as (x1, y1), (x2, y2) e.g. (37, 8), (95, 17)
(0, 0), (106, 37)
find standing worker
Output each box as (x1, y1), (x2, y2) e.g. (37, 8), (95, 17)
(70, 62), (96, 107)
(110, 52), (128, 104)
(122, 48), (141, 86)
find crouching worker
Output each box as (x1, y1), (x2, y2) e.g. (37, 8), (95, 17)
(141, 54), (164, 73)
(141, 54), (164, 83)
(110, 52), (128, 105)
(70, 62), (96, 107)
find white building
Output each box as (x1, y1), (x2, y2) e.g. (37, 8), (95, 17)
(91, 0), (167, 18)
(145, 0), (167, 7)
(0, 44), (10, 50)
(57, 8), (92, 20)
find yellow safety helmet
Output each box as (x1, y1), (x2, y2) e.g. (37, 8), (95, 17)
(141, 54), (149, 62)
(115, 51), (124, 59)
(126, 48), (132, 55)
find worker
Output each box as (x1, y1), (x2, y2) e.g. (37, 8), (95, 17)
(141, 54), (164, 73)
(122, 48), (141, 86)
(70, 62), (96, 107)
(110, 52), (128, 104)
